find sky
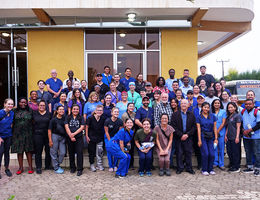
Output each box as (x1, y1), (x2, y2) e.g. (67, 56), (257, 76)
(198, 1), (260, 78)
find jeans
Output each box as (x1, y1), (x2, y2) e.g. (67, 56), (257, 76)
(226, 139), (241, 169)
(33, 134), (51, 169)
(0, 136), (12, 169)
(244, 138), (260, 169)
(137, 149), (153, 172)
(67, 136), (84, 171)
(200, 136), (215, 172)
(50, 134), (66, 171)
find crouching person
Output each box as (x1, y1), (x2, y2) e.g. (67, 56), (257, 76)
(48, 105), (66, 174)
(154, 113), (174, 176)
(106, 118), (134, 178)
(135, 118), (156, 177)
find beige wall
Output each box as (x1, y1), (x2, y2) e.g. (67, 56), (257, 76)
(27, 29), (84, 93)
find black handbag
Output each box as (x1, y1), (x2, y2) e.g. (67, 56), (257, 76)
(203, 131), (214, 140)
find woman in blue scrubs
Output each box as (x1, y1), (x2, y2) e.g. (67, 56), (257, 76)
(197, 102), (218, 176)
(106, 118), (134, 178)
(0, 99), (14, 179)
(211, 99), (226, 170)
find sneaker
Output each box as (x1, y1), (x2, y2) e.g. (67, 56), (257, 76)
(254, 169), (260, 176)
(209, 171), (216, 175)
(159, 169), (164, 176)
(146, 171), (152, 177)
(243, 168), (254, 173)
(90, 164), (96, 172)
(114, 167), (118, 172)
(54, 167), (64, 174)
(5, 169), (12, 177)
(218, 166), (225, 171)
(165, 169), (171, 176)
(36, 169), (42, 174)
(139, 172), (144, 177)
(115, 174), (125, 178)
(96, 165), (105, 171)
(108, 168), (114, 172)
(77, 170), (83, 176)
(229, 168), (240, 173)
(201, 171), (209, 176)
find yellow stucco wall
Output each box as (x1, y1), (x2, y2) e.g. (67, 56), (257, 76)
(161, 28), (198, 80)
(27, 29), (84, 93)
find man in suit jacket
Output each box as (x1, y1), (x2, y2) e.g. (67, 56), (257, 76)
(171, 99), (196, 174)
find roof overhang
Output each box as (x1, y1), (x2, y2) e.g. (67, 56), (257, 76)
(0, 0), (254, 59)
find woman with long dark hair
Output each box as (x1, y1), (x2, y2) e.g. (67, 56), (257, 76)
(213, 82), (224, 98)
(197, 102), (218, 176)
(211, 99), (226, 170)
(135, 73), (145, 94)
(106, 118), (134, 178)
(225, 102), (241, 172)
(0, 98), (14, 178)
(68, 88), (85, 116)
(103, 94), (114, 119)
(65, 104), (85, 176)
(12, 97), (34, 175)
(32, 100), (52, 174)
(53, 92), (68, 116)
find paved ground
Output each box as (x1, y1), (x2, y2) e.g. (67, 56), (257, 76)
(1, 166), (260, 200)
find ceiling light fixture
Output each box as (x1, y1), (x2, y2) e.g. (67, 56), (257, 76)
(118, 46), (124, 50)
(127, 13), (136, 22)
(197, 41), (205, 45)
(2, 32), (10, 37)
(119, 33), (126, 38)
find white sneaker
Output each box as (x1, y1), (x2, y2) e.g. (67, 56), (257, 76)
(90, 164), (96, 172)
(114, 167), (118, 172)
(209, 171), (216, 175)
(96, 165), (104, 171)
(108, 168), (114, 172)
(201, 171), (209, 176)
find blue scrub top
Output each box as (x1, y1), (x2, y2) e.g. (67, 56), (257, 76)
(135, 107), (154, 128)
(0, 109), (14, 138)
(120, 77), (136, 91)
(116, 102), (128, 118)
(196, 113), (217, 133)
(45, 78), (63, 93)
(111, 128), (134, 146)
(83, 101), (102, 118)
(213, 109), (226, 137)
(242, 108), (260, 139)
(80, 88), (90, 101)
(193, 106), (201, 120)
(102, 73), (112, 86)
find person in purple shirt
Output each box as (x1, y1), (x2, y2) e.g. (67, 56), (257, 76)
(120, 68), (136, 91)
(46, 69), (63, 110)
(105, 81), (122, 104)
(68, 89), (85, 116)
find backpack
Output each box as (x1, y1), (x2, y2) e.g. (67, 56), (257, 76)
(241, 108), (258, 118)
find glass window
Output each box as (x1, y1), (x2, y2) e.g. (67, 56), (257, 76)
(116, 29), (145, 50)
(86, 29), (114, 50)
(147, 51), (159, 86)
(117, 53), (143, 79)
(0, 31), (11, 50)
(147, 29), (159, 50)
(13, 30), (26, 50)
(87, 54), (113, 88)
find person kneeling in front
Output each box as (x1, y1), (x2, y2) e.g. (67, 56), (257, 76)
(135, 118), (156, 177)
(106, 118), (134, 178)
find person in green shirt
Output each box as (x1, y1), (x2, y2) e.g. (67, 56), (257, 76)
(127, 82), (140, 108)
(135, 88), (152, 110)
(134, 118), (156, 177)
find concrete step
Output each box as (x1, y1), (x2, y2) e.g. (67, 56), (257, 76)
(4, 150), (247, 168)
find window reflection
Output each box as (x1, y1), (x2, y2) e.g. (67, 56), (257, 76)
(116, 29), (145, 50)
(87, 54), (113, 88)
(86, 29), (114, 50)
(0, 31), (11, 50)
(13, 30), (26, 50)
(147, 29), (159, 50)
(147, 51), (159, 86)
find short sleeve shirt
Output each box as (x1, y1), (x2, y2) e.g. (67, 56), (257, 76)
(134, 129), (156, 143)
(86, 115), (106, 142)
(49, 117), (66, 137)
(104, 118), (123, 138)
(226, 113), (241, 140)
(111, 128), (134, 146)
(196, 113), (217, 133)
(45, 78), (63, 93)
(64, 115), (85, 138)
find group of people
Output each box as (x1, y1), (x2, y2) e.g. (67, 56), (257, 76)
(0, 65), (260, 179)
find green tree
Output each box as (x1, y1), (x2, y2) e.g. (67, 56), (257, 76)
(224, 68), (260, 81)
